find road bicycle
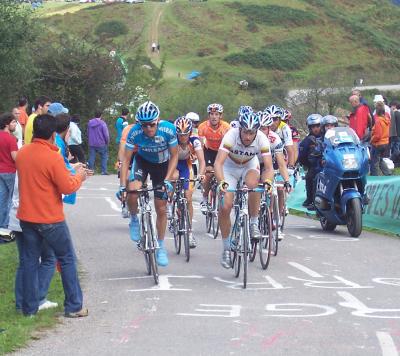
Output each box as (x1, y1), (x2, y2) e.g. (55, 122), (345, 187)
(127, 185), (160, 285)
(249, 188), (273, 270)
(225, 183), (265, 289)
(168, 178), (198, 262)
(204, 171), (219, 239)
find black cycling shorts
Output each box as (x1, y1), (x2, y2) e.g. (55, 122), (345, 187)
(130, 154), (168, 200)
(204, 147), (218, 167)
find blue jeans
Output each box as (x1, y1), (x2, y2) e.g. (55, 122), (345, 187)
(391, 137), (400, 162)
(15, 232), (56, 310)
(0, 173), (15, 228)
(20, 221), (83, 315)
(88, 146), (108, 174)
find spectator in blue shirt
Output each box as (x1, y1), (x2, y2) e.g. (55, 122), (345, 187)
(115, 108), (129, 145)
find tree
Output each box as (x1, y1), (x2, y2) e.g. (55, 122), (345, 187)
(34, 34), (124, 119)
(0, 1), (37, 111)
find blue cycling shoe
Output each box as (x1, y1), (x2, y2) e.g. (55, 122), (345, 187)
(156, 247), (169, 267)
(129, 216), (140, 242)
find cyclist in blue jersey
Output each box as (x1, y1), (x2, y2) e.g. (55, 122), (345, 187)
(119, 101), (178, 267)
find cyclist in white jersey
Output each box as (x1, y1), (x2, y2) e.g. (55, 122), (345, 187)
(214, 111), (274, 269)
(265, 105), (295, 168)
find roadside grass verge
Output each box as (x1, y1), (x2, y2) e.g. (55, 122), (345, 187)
(0, 243), (64, 354)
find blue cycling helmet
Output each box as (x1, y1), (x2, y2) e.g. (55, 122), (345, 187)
(237, 105), (253, 117)
(239, 111), (260, 131)
(136, 101), (160, 122)
(306, 114), (322, 127)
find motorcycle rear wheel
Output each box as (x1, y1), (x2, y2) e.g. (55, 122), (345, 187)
(320, 216), (336, 231)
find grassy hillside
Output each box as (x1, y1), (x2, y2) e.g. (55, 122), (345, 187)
(36, 0), (400, 120)
(39, 0), (400, 85)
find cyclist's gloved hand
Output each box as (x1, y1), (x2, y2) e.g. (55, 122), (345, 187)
(263, 179), (273, 193)
(117, 186), (126, 201)
(217, 180), (228, 193)
(283, 180), (292, 193)
(198, 174), (205, 183)
(164, 180), (174, 193)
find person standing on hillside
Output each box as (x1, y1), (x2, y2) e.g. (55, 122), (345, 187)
(0, 113), (18, 229)
(87, 110), (109, 175)
(347, 95), (372, 142)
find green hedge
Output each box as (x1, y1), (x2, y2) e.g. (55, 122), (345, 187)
(225, 38), (313, 71)
(94, 20), (128, 38)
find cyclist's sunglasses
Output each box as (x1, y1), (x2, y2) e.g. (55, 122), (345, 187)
(272, 116), (281, 121)
(141, 121), (157, 128)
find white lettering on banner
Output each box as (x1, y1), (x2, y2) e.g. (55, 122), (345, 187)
(264, 303), (336, 317)
(288, 276), (373, 289)
(213, 276), (290, 290)
(376, 332), (399, 356)
(338, 291), (400, 318)
(126, 275), (204, 292)
(177, 304), (241, 318)
(373, 278), (400, 287)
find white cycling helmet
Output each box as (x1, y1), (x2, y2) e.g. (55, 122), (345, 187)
(186, 112), (200, 122)
(257, 110), (273, 127)
(207, 103), (224, 114)
(264, 105), (284, 120)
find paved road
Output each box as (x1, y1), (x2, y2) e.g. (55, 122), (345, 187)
(15, 176), (400, 356)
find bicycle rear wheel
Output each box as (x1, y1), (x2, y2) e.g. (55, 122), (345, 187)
(172, 202), (181, 254)
(210, 189), (219, 239)
(280, 191), (287, 233)
(141, 214), (152, 275)
(259, 205), (272, 270)
(182, 203), (191, 262)
(272, 195), (279, 256)
(242, 216), (249, 289)
(249, 239), (257, 262)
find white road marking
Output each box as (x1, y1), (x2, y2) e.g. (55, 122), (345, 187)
(177, 304), (241, 318)
(288, 262), (323, 278)
(105, 197), (121, 212)
(376, 332), (399, 356)
(290, 234), (304, 240)
(207, 233), (214, 238)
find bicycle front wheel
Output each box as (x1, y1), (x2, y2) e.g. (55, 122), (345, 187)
(146, 212), (159, 285)
(172, 202), (181, 255)
(272, 194), (279, 256)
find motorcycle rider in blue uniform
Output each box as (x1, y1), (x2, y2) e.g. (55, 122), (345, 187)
(298, 114), (322, 209)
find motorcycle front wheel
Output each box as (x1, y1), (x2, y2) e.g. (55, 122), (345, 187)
(347, 198), (362, 237)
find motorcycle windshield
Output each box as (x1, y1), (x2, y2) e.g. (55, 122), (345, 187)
(324, 127), (360, 147)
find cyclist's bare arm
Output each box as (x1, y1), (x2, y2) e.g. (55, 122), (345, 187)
(285, 144), (295, 167)
(195, 148), (206, 176)
(165, 145), (179, 181)
(214, 149), (229, 183)
(120, 148), (134, 187)
(261, 154), (274, 182)
(275, 152), (290, 182)
(117, 140), (126, 162)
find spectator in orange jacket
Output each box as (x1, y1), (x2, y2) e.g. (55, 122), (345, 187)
(370, 101), (390, 176)
(16, 114), (89, 317)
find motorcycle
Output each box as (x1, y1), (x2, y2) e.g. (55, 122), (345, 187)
(313, 127), (369, 237)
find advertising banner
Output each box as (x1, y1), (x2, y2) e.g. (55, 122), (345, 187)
(287, 176), (400, 235)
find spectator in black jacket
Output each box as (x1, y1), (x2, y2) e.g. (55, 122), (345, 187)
(389, 101), (400, 166)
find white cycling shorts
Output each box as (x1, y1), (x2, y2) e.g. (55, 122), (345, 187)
(223, 157), (260, 189)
